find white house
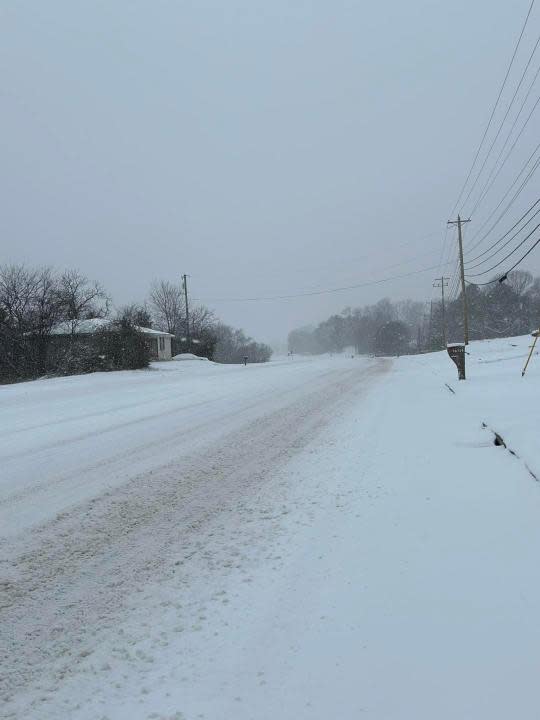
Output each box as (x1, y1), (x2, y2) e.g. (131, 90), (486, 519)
(136, 325), (174, 360)
(51, 318), (174, 361)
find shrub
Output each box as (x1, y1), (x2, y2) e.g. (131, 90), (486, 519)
(93, 320), (150, 371)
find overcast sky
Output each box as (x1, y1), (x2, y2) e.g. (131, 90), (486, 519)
(2, 0), (540, 345)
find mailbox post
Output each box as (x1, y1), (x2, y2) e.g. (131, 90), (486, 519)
(447, 344), (466, 380)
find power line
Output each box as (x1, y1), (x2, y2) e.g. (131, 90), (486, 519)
(448, 258), (461, 300)
(449, 0), (536, 217)
(464, 142), (540, 254)
(194, 261), (453, 303)
(465, 196), (540, 264)
(501, 233), (540, 273)
(465, 221), (540, 276)
(450, 270), (461, 300)
(466, 276), (502, 286)
(468, 66), (540, 216)
(466, 211), (540, 270)
(357, 243), (443, 274)
(466, 233), (540, 285)
(439, 217), (462, 281)
(445, 225), (464, 300)
(435, 225), (451, 278)
(445, 257), (461, 301)
(460, 29), (540, 214)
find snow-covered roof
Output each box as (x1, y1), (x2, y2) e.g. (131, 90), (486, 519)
(137, 326), (175, 337)
(51, 318), (108, 335)
(51, 318), (174, 337)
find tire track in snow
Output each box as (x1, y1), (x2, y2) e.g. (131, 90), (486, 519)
(1, 360), (390, 717)
(0, 367), (343, 530)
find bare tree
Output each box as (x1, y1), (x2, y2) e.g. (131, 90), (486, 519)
(506, 270), (534, 297)
(0, 264), (41, 332)
(59, 270), (109, 333)
(149, 280), (184, 334)
(0, 265), (68, 376)
(118, 303), (153, 328)
(190, 304), (216, 337)
(30, 268), (65, 335)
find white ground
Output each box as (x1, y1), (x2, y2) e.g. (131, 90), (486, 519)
(1, 337), (539, 719)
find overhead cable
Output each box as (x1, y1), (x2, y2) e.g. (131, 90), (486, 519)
(460, 29), (540, 214)
(194, 262), (453, 303)
(465, 196), (540, 263)
(469, 68), (540, 215)
(465, 222), (540, 276)
(466, 234), (540, 285)
(449, 0), (536, 217)
(464, 143), (540, 254)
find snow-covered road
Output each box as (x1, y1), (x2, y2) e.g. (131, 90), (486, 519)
(1, 355), (389, 718)
(0, 356), (378, 536)
(2, 341), (540, 720)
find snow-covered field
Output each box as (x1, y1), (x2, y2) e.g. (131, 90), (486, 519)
(1, 337), (539, 719)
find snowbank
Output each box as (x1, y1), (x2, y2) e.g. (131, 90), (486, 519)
(405, 333), (539, 479)
(172, 352), (209, 361)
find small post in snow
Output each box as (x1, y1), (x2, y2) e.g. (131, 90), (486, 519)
(522, 329), (539, 377)
(447, 344), (466, 380)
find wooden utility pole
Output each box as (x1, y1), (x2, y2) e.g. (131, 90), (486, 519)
(433, 277), (449, 347)
(447, 215), (471, 345)
(182, 274), (191, 350)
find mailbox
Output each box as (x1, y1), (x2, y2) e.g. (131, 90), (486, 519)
(447, 344), (466, 380)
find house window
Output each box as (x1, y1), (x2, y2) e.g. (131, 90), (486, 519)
(159, 336), (165, 351)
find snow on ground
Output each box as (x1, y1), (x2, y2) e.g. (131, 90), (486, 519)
(1, 337), (540, 719)
(172, 353), (209, 361)
(0, 354), (361, 536)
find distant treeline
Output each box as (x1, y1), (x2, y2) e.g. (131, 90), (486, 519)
(288, 270), (540, 357)
(0, 265), (272, 384)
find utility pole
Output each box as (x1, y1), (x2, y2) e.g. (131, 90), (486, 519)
(432, 276), (449, 348)
(428, 300), (433, 349)
(421, 307), (430, 353)
(182, 274), (191, 350)
(447, 215), (471, 345)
